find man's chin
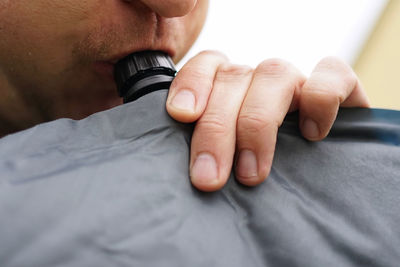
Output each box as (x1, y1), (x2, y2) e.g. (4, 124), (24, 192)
(56, 82), (122, 120)
(93, 61), (115, 81)
(67, 96), (123, 120)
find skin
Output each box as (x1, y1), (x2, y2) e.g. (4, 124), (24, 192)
(0, 0), (370, 192)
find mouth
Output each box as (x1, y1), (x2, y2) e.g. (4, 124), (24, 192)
(94, 47), (175, 81)
(107, 47), (175, 65)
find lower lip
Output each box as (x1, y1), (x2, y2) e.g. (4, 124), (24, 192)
(94, 62), (114, 80)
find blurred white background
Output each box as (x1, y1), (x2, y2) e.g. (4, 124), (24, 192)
(179, 0), (388, 75)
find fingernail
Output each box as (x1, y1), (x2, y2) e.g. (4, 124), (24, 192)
(302, 118), (320, 139)
(191, 153), (219, 185)
(170, 89), (195, 113)
(236, 149), (258, 179)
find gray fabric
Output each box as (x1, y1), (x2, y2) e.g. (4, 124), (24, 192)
(0, 90), (399, 267)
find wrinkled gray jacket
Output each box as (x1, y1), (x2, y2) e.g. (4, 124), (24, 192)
(1, 91), (399, 267)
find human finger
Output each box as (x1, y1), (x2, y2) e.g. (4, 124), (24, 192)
(299, 57), (370, 141)
(235, 59), (306, 186)
(166, 50), (228, 123)
(190, 64), (253, 192)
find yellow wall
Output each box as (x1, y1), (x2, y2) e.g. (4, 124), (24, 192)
(353, 0), (400, 110)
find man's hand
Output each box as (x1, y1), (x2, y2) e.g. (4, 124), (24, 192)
(166, 50), (370, 192)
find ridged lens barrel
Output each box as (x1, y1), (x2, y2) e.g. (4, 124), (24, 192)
(114, 51), (176, 103)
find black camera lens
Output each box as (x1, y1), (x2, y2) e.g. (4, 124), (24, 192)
(114, 51), (176, 103)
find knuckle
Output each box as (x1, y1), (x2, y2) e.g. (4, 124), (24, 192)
(254, 58), (305, 95)
(196, 112), (230, 136)
(216, 63), (253, 81)
(255, 58), (291, 77)
(174, 66), (213, 93)
(197, 49), (229, 61)
(317, 57), (357, 87)
(317, 56), (346, 70)
(304, 79), (344, 105)
(308, 58), (358, 104)
(178, 65), (209, 81)
(238, 111), (279, 136)
(341, 71), (358, 91)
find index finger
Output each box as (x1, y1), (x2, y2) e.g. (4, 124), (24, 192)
(166, 50), (228, 123)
